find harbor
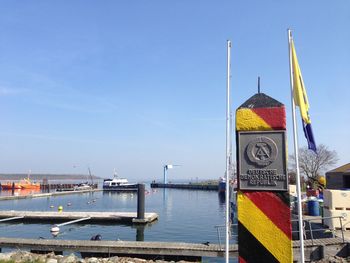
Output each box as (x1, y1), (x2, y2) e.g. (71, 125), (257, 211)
(0, 186), (235, 258)
(0, 179), (350, 261)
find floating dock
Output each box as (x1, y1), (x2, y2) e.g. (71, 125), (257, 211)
(0, 211), (158, 224)
(150, 183), (218, 191)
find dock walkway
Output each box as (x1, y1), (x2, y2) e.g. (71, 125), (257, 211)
(0, 211), (158, 224)
(0, 238), (237, 258)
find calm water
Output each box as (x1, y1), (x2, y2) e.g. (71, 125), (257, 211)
(0, 185), (236, 248)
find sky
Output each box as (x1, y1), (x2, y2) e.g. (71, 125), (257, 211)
(0, 1), (349, 181)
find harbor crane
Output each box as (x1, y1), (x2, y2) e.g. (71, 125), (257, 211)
(163, 164), (181, 184)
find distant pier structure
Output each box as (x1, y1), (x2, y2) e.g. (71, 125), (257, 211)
(150, 182), (218, 191)
(236, 93), (292, 262)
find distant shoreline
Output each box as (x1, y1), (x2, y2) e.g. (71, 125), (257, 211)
(0, 174), (102, 181)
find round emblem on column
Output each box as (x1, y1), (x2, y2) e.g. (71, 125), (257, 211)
(246, 136), (278, 167)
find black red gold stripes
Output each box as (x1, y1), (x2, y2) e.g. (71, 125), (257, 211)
(238, 222), (279, 263)
(236, 93), (292, 263)
(237, 191), (292, 262)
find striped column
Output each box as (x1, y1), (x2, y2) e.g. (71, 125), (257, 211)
(236, 93), (292, 263)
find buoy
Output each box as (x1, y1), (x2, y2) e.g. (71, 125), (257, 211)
(58, 206), (63, 212)
(50, 225), (60, 236)
(51, 226), (59, 232)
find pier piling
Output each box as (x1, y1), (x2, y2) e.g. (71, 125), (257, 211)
(136, 184), (145, 221)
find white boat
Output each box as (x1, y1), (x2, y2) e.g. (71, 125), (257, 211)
(103, 171), (138, 191)
(73, 182), (92, 191)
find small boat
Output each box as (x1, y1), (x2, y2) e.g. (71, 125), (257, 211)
(69, 167), (94, 191)
(103, 170), (138, 191)
(73, 182), (92, 191)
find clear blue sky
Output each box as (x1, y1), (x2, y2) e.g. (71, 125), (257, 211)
(0, 1), (349, 181)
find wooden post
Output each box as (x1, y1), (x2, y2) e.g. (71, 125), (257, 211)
(236, 93), (292, 262)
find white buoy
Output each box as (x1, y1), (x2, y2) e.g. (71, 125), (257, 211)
(50, 225), (60, 233)
(49, 217), (90, 236)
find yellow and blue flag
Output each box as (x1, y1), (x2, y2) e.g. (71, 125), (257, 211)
(291, 39), (317, 152)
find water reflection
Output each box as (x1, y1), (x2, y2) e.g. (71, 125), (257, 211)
(132, 224), (145, 241)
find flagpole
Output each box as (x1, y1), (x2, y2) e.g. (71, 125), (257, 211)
(225, 39), (231, 263)
(288, 29), (305, 263)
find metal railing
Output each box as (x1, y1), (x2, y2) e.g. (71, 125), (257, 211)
(291, 216), (345, 245)
(214, 216), (350, 250)
(216, 216), (346, 249)
(214, 223), (238, 250)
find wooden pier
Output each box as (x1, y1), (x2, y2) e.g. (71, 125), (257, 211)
(0, 211), (158, 224)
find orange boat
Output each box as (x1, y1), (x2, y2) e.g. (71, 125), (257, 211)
(1, 178), (40, 190)
(19, 178), (40, 190)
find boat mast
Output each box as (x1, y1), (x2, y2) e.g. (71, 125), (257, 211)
(88, 167), (94, 185)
